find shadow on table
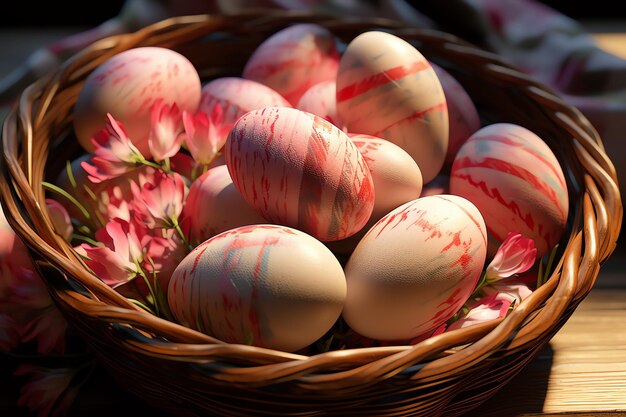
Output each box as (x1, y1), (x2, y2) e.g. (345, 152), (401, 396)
(463, 344), (554, 417)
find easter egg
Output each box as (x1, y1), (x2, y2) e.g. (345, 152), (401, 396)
(350, 134), (423, 222)
(342, 195), (487, 341)
(296, 81), (342, 128)
(243, 24), (340, 105)
(225, 107), (375, 242)
(325, 134), (423, 255)
(198, 77), (291, 131)
(74, 47), (201, 156)
(336, 31), (448, 183)
(168, 225), (347, 352)
(431, 63), (481, 166)
(181, 165), (267, 245)
(449, 123), (568, 257)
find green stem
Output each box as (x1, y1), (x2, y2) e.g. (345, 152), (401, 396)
(42, 182), (91, 221)
(137, 267), (160, 317)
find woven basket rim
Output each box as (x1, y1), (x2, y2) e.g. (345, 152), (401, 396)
(0, 10), (622, 414)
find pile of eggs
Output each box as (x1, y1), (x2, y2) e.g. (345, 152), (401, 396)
(70, 23), (569, 352)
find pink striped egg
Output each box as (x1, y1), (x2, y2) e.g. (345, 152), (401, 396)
(180, 165), (267, 245)
(243, 24), (340, 105)
(168, 225), (346, 352)
(336, 31), (448, 183)
(431, 63), (481, 166)
(225, 107), (374, 242)
(199, 77), (291, 131)
(74, 47), (201, 156)
(342, 195), (487, 341)
(449, 123), (568, 257)
(296, 81), (342, 129)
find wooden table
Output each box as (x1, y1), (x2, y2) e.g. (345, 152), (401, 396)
(1, 27), (625, 417)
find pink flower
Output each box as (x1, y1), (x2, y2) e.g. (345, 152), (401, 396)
(149, 99), (183, 162)
(46, 199), (73, 242)
(130, 171), (188, 229)
(78, 219), (144, 288)
(182, 104), (230, 165)
(486, 231), (537, 283)
(482, 282), (533, 306)
(21, 307), (69, 354)
(0, 313), (20, 351)
(15, 364), (80, 417)
(81, 114), (146, 183)
(447, 292), (513, 331)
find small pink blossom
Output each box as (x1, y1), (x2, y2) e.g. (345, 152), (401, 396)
(482, 282), (533, 306)
(81, 114), (145, 183)
(130, 171), (188, 229)
(447, 292), (512, 331)
(21, 307), (69, 354)
(46, 199), (73, 242)
(79, 219), (144, 288)
(182, 104), (230, 165)
(15, 364), (80, 417)
(486, 231), (537, 282)
(149, 100), (184, 162)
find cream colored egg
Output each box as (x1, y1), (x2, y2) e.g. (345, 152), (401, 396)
(168, 225), (346, 352)
(337, 31), (448, 182)
(343, 195), (487, 341)
(180, 165), (267, 245)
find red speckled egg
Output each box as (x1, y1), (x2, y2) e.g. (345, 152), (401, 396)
(243, 24), (340, 105)
(168, 224), (346, 352)
(336, 31), (448, 183)
(73, 47), (201, 156)
(296, 81), (342, 129)
(342, 195), (487, 341)
(449, 123), (568, 257)
(225, 107), (374, 242)
(199, 77), (291, 130)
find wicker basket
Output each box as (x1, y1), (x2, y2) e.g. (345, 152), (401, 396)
(0, 11), (622, 417)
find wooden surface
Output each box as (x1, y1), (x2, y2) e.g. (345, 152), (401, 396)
(0, 27), (625, 417)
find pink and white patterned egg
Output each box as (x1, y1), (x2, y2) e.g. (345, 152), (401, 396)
(243, 24), (340, 105)
(431, 63), (481, 166)
(225, 107), (375, 242)
(296, 81), (342, 129)
(336, 31), (448, 183)
(73, 47), (201, 155)
(168, 224), (346, 352)
(180, 165), (266, 245)
(342, 194), (487, 341)
(198, 77), (291, 131)
(449, 123), (569, 257)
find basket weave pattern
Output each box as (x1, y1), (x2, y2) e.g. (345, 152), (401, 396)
(1, 11), (622, 416)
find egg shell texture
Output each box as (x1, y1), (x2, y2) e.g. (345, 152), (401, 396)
(167, 224), (347, 352)
(350, 134), (423, 221)
(73, 47), (201, 155)
(343, 194), (487, 341)
(296, 81), (342, 129)
(336, 31), (448, 183)
(181, 165), (267, 245)
(225, 107), (375, 242)
(449, 123), (569, 257)
(199, 77), (291, 131)
(431, 63), (481, 166)
(243, 24), (340, 105)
